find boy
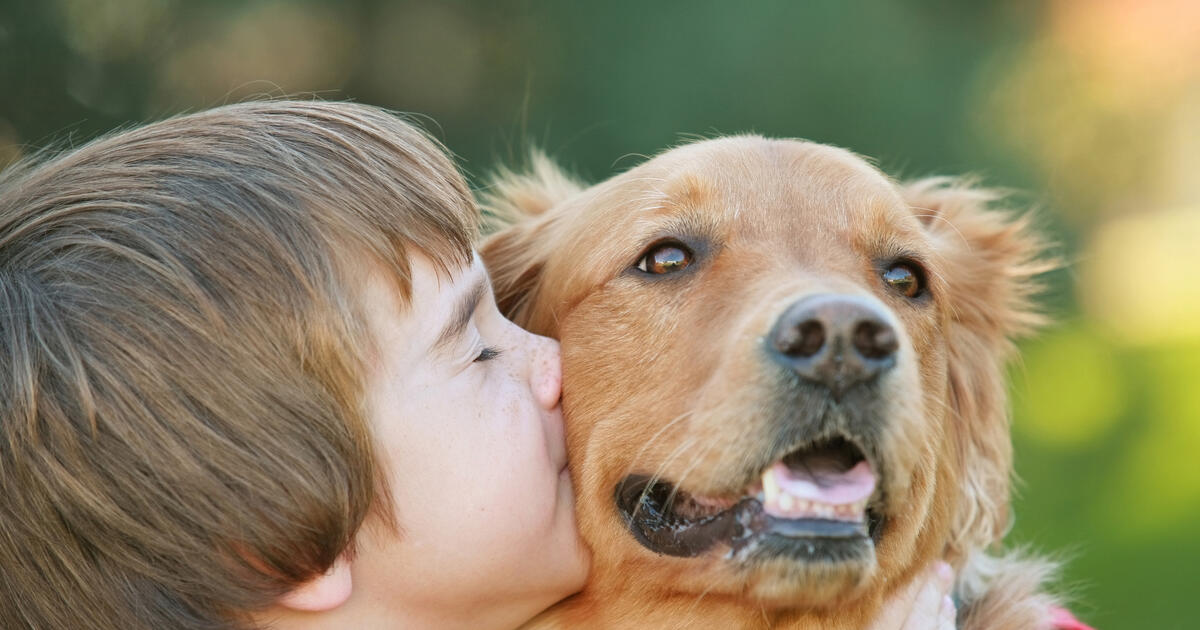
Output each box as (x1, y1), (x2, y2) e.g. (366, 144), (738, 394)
(0, 100), (953, 629)
(0, 101), (587, 629)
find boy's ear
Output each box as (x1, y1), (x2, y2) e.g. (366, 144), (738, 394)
(278, 555), (353, 612)
(900, 178), (1054, 559)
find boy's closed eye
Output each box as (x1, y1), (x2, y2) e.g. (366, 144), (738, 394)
(475, 347), (502, 362)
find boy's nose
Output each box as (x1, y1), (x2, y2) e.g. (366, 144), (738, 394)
(531, 334), (563, 410)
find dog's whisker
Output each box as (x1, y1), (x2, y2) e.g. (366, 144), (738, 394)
(925, 266), (952, 292)
(610, 152), (652, 169)
(685, 578), (723, 617)
(647, 434), (698, 487)
(910, 209), (970, 248)
(626, 392), (759, 522)
(663, 436), (721, 511)
(627, 187), (668, 197)
(623, 176), (668, 185)
(624, 409), (697, 479)
(631, 434), (699, 521)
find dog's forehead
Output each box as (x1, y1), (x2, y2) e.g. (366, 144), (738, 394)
(635, 138), (908, 223)
(614, 137), (919, 250)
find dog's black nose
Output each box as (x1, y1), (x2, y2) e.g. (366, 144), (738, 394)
(768, 294), (898, 399)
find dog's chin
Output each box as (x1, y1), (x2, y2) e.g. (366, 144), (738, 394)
(614, 435), (887, 605)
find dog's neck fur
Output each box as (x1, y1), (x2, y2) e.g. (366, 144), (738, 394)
(524, 589), (884, 630)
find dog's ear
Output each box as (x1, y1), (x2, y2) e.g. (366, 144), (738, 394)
(901, 177), (1053, 559)
(480, 149), (583, 232)
(479, 151), (583, 333)
(480, 219), (549, 330)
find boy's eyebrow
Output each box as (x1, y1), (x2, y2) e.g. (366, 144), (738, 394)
(433, 273), (488, 354)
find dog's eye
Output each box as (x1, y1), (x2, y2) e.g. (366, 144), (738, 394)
(636, 242), (693, 275)
(882, 262), (924, 298)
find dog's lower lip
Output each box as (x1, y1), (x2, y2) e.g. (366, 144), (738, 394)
(761, 514), (868, 539)
(615, 439), (883, 558)
(615, 474), (880, 559)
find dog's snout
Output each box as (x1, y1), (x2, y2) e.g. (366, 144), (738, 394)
(768, 294), (898, 398)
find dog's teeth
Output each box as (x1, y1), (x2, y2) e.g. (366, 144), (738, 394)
(759, 467), (869, 522)
(761, 468), (780, 507)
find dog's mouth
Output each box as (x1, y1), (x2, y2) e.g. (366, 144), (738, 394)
(615, 436), (883, 561)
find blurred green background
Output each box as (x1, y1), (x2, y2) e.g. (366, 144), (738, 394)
(3, 1), (1197, 627)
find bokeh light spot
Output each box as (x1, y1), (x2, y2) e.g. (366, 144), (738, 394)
(1013, 323), (1126, 447)
(1080, 207), (1200, 346)
(154, 3), (358, 108)
(1099, 345), (1200, 539)
(54, 0), (174, 62)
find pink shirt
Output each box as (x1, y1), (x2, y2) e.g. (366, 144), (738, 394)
(1050, 606), (1094, 630)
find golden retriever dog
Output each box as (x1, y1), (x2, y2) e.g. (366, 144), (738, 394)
(481, 136), (1060, 629)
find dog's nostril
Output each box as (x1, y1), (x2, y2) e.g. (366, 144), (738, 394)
(775, 319), (826, 358)
(797, 320), (826, 357)
(852, 320), (898, 360)
(768, 294), (900, 398)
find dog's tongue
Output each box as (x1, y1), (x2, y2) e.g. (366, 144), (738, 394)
(766, 459), (876, 506)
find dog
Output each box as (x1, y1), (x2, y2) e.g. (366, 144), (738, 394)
(481, 136), (1060, 629)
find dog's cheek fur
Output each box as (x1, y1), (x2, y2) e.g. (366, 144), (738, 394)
(553, 285), (765, 612)
(902, 178), (1059, 629)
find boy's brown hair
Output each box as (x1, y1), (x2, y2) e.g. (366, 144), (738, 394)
(0, 101), (477, 629)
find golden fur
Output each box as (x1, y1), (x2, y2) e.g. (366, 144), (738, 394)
(482, 137), (1058, 629)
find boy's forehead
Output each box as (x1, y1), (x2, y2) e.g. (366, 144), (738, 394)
(360, 252), (489, 360)
(424, 253), (488, 311)
(430, 256), (491, 353)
